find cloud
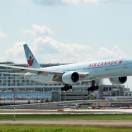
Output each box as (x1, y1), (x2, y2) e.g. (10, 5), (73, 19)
(6, 24), (93, 63)
(24, 24), (53, 37)
(23, 24), (93, 63)
(6, 41), (26, 63)
(63, 0), (98, 5)
(31, 24), (53, 36)
(7, 24), (126, 63)
(33, 0), (98, 5)
(97, 46), (126, 59)
(0, 32), (7, 38)
(32, 0), (132, 6)
(33, 0), (64, 5)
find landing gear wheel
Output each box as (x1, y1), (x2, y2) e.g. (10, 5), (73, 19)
(61, 84), (72, 91)
(88, 86), (99, 92)
(88, 80), (99, 92)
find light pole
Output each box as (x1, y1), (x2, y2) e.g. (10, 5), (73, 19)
(13, 88), (16, 121)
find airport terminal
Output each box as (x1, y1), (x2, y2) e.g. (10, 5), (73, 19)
(0, 62), (132, 109)
(1, 1), (132, 131)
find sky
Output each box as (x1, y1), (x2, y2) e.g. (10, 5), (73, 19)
(0, 0), (132, 87)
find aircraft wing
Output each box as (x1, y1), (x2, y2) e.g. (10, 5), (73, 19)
(0, 64), (90, 82)
(0, 64), (89, 75)
(0, 64), (63, 75)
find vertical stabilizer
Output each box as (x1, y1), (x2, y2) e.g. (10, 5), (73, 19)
(23, 44), (40, 68)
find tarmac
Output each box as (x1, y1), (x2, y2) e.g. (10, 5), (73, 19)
(1, 108), (132, 114)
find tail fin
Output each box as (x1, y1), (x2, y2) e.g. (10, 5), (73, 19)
(23, 44), (40, 68)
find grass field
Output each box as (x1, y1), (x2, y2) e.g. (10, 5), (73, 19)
(0, 114), (132, 120)
(0, 125), (131, 132)
(0, 114), (132, 131)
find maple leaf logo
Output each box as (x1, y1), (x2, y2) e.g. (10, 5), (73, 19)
(27, 56), (34, 66)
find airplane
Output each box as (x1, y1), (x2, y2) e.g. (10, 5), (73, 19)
(0, 44), (131, 91)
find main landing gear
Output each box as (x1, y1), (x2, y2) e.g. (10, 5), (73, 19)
(88, 80), (99, 92)
(61, 84), (72, 91)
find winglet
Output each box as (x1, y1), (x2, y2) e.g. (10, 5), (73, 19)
(23, 44), (40, 68)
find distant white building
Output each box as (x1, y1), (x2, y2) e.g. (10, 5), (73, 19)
(0, 62), (132, 104)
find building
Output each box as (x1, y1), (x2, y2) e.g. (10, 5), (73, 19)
(0, 62), (132, 105)
(0, 62), (58, 103)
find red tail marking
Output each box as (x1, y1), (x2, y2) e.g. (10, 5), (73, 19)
(27, 56), (33, 66)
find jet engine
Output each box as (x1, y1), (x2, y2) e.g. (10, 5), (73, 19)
(62, 71), (79, 84)
(109, 76), (127, 85)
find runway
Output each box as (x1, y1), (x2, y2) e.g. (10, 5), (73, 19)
(1, 108), (132, 114)
(0, 120), (132, 127)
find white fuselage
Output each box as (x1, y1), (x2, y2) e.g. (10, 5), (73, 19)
(27, 59), (132, 83)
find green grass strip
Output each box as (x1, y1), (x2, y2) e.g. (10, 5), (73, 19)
(0, 125), (131, 132)
(0, 114), (132, 120)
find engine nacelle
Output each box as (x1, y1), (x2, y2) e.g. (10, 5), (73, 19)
(62, 71), (79, 84)
(109, 76), (127, 85)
